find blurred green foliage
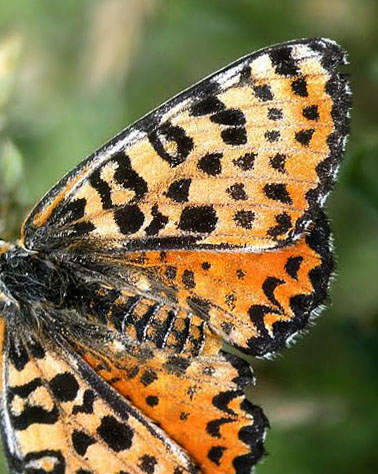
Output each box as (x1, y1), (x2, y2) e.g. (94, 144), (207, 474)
(0, 0), (377, 473)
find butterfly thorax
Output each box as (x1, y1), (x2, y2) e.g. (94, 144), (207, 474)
(0, 245), (70, 311)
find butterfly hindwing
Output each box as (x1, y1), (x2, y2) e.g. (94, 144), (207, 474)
(141, 210), (334, 356)
(81, 209), (333, 356)
(22, 38), (350, 254)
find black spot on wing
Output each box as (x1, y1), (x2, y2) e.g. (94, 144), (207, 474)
(145, 395), (159, 407)
(253, 84), (274, 101)
(221, 127), (247, 146)
(114, 205), (145, 235)
(233, 152), (256, 171)
(165, 266), (177, 280)
(208, 446), (227, 466)
(49, 372), (79, 402)
(236, 269), (245, 280)
(127, 366), (140, 380)
(8, 378), (59, 430)
(202, 365), (215, 376)
(303, 105), (320, 121)
(149, 122), (194, 167)
(211, 109), (246, 126)
(268, 212), (292, 237)
(227, 183), (248, 201)
(249, 306), (276, 340)
(221, 325), (235, 342)
(73, 389), (96, 415)
(234, 210), (255, 229)
(263, 277), (285, 309)
(285, 256), (304, 280)
(178, 206), (218, 233)
(295, 129), (315, 146)
(182, 270), (196, 290)
(212, 390), (241, 416)
(225, 292), (237, 310)
(265, 130), (281, 143)
(270, 153), (287, 174)
(97, 416), (134, 452)
(165, 178), (192, 203)
(264, 183), (293, 204)
(71, 221), (96, 236)
(112, 153), (148, 199)
(29, 337), (46, 360)
(140, 369), (158, 387)
(8, 336), (29, 371)
(207, 418), (233, 438)
(164, 355), (191, 375)
(72, 430), (96, 456)
(239, 64), (252, 84)
(51, 198), (86, 227)
(267, 107), (283, 120)
(145, 205), (168, 236)
(138, 454), (158, 473)
(269, 46), (299, 76)
(291, 77), (308, 97)
(197, 152), (223, 176)
(190, 96), (225, 116)
(89, 168), (113, 209)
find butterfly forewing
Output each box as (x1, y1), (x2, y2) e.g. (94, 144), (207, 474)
(0, 327), (197, 474)
(22, 38), (349, 254)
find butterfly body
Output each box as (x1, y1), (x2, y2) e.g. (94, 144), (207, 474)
(0, 246), (62, 308)
(0, 38), (350, 473)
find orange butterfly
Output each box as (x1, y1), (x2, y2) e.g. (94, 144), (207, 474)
(0, 37), (350, 473)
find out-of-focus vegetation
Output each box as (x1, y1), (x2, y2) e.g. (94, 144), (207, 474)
(0, 35), (26, 241)
(0, 1), (377, 473)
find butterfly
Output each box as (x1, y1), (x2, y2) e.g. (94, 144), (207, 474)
(0, 37), (350, 473)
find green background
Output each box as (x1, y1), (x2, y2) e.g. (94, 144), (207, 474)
(0, 1), (377, 473)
